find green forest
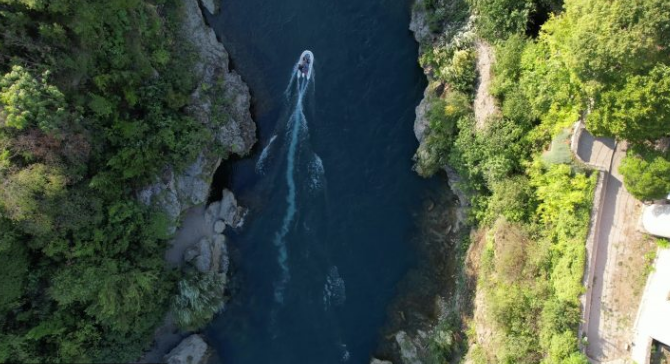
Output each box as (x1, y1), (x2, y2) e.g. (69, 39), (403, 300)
(0, 0), (217, 362)
(415, 0), (669, 362)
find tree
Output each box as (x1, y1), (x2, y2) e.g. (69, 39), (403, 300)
(469, 0), (535, 39)
(0, 66), (66, 131)
(0, 222), (28, 316)
(619, 146), (670, 201)
(588, 65), (670, 142)
(0, 163), (66, 235)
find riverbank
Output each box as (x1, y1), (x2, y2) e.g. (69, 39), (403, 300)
(138, 0), (256, 361)
(406, 0), (597, 363)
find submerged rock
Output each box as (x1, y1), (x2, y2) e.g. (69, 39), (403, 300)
(164, 334), (210, 364)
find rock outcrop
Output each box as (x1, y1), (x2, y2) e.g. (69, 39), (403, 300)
(163, 334), (211, 364)
(395, 331), (423, 364)
(409, 3), (432, 44)
(139, 0), (255, 360)
(409, 0), (472, 209)
(473, 40), (499, 130)
(199, 0), (218, 15)
(138, 0), (256, 233)
(370, 359), (393, 364)
(205, 189), (247, 230)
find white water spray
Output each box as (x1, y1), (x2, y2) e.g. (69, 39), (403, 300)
(273, 75), (312, 303)
(255, 134), (277, 174)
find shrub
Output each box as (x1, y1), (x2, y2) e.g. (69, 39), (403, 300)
(172, 271), (227, 331)
(619, 145), (670, 201)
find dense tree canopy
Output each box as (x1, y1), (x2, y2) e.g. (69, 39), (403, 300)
(0, 0), (219, 361)
(417, 0), (669, 361)
(620, 146), (670, 201)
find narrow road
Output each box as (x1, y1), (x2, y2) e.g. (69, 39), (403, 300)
(582, 141), (647, 362)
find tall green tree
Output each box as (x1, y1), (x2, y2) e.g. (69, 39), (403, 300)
(620, 146), (670, 201)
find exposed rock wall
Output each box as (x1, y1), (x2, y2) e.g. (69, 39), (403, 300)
(163, 334), (211, 364)
(138, 0), (256, 233)
(410, 0), (473, 208)
(139, 0), (256, 360)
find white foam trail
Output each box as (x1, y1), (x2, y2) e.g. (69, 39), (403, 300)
(323, 266), (346, 309)
(273, 77), (310, 303)
(255, 135), (277, 174)
(339, 343), (350, 362)
(309, 154), (325, 191)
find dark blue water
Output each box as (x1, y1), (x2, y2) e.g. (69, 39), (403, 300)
(204, 0), (441, 362)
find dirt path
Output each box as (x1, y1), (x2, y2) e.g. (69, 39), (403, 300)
(474, 41), (498, 130)
(583, 143), (654, 362)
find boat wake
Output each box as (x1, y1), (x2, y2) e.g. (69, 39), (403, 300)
(267, 60), (320, 304)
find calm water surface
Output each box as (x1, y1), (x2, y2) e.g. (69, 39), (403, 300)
(204, 0), (441, 362)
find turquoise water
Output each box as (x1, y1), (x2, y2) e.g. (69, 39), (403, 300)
(204, 0), (444, 362)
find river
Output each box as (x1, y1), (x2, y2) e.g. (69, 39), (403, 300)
(203, 0), (448, 362)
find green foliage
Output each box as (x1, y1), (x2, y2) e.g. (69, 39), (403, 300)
(476, 164), (594, 363)
(0, 0), (221, 361)
(484, 176), (533, 225)
(0, 66), (66, 131)
(588, 65), (670, 142)
(619, 145), (670, 201)
(541, 129), (572, 166)
(172, 271), (227, 331)
(0, 163), (66, 235)
(0, 224), (28, 316)
(414, 91), (471, 177)
(421, 0), (669, 362)
(469, 0), (535, 39)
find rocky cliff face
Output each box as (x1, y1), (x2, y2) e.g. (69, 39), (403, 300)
(138, 0), (256, 233)
(409, 2), (472, 209)
(138, 0), (256, 361)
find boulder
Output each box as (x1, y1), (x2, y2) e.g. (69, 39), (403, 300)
(164, 334), (210, 364)
(395, 331), (422, 364)
(205, 189), (246, 229)
(198, 0), (218, 14)
(371, 359), (394, 364)
(214, 220), (226, 233)
(184, 237), (213, 273)
(212, 233), (229, 275)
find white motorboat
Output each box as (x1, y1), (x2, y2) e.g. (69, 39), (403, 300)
(297, 50), (314, 80)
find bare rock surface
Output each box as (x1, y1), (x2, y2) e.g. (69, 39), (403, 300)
(413, 86), (432, 143)
(395, 331), (422, 364)
(139, 0), (255, 360)
(198, 0), (218, 14)
(371, 359), (394, 364)
(163, 334), (210, 364)
(474, 40), (499, 130)
(409, 1), (431, 44)
(138, 0), (256, 231)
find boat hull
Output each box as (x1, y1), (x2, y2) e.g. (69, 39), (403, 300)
(297, 50), (314, 80)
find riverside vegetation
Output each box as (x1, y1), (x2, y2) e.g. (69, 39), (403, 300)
(413, 0), (670, 362)
(0, 0), (234, 362)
